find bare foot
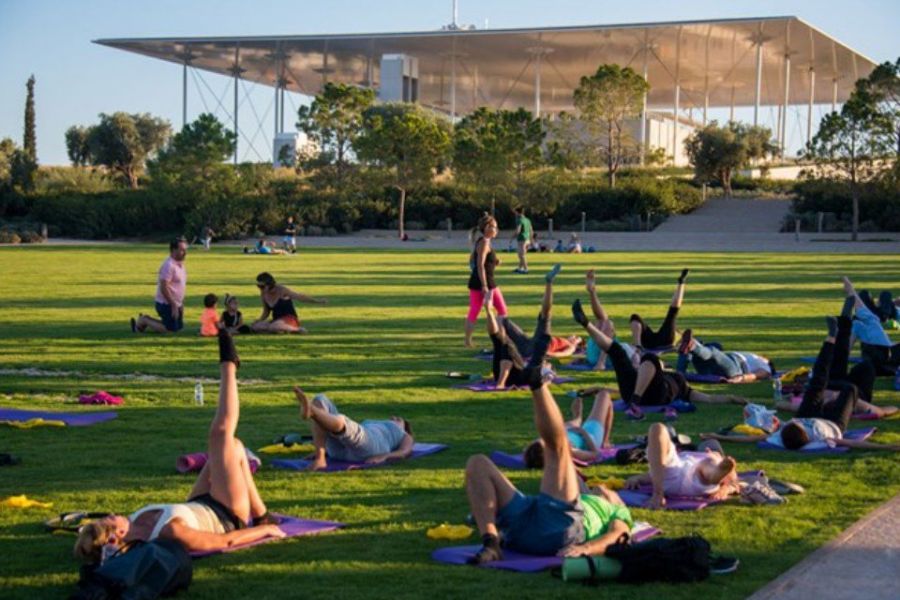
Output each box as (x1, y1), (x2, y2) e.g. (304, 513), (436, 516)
(881, 406), (899, 417)
(585, 269), (596, 291)
(293, 387), (311, 419)
(306, 459), (327, 471)
(464, 338), (475, 349)
(842, 276), (855, 297)
(709, 456), (736, 484)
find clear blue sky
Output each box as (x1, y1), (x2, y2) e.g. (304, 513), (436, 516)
(2, 0), (898, 165)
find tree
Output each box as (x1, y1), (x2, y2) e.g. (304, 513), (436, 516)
(355, 103), (452, 239)
(296, 82), (375, 188)
(804, 90), (894, 241)
(684, 121), (777, 197)
(84, 112), (171, 188)
(573, 64), (649, 187)
(65, 126), (91, 166)
(0, 138), (17, 193)
(17, 75), (38, 191)
(855, 58), (900, 157)
(453, 107), (544, 212)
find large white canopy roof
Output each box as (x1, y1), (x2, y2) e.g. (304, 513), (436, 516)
(96, 16), (877, 116)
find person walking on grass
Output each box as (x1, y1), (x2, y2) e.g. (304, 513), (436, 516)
(511, 206), (533, 274)
(131, 238), (188, 334)
(465, 213), (508, 348)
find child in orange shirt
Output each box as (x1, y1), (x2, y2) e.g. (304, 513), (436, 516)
(200, 293), (219, 336)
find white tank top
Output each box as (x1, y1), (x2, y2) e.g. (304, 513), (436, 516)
(130, 502), (226, 540)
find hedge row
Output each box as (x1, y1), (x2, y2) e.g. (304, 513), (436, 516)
(790, 178), (900, 232)
(4, 169), (705, 240)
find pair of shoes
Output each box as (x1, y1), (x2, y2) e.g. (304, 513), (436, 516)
(512, 267), (529, 274)
(710, 555), (740, 575)
(624, 403), (645, 421)
(741, 480), (786, 505)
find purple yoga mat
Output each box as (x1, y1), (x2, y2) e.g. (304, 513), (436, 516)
(800, 356), (863, 365)
(191, 513), (343, 558)
(270, 442), (448, 472)
(0, 408), (118, 427)
(431, 523), (661, 572)
(489, 443), (639, 470)
(560, 361), (595, 372)
(176, 451), (261, 474)
(682, 371), (785, 384)
(611, 399), (692, 414)
(618, 469), (766, 511)
(456, 377), (575, 392)
(756, 426), (876, 453)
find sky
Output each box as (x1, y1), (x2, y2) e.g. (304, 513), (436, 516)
(1, 0), (898, 165)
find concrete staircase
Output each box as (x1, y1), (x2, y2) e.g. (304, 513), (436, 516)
(654, 197), (791, 233)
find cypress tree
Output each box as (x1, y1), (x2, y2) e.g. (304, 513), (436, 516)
(24, 75), (36, 161)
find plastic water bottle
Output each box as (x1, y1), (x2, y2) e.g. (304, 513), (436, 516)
(194, 382), (204, 406)
(772, 378), (782, 402)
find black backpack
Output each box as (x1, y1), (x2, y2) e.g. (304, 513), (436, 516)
(71, 539), (193, 600)
(604, 535), (711, 583)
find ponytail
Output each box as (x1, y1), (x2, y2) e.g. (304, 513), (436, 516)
(74, 521), (117, 564)
(469, 212), (495, 247)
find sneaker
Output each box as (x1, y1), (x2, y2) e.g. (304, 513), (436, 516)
(663, 407), (678, 422)
(677, 329), (693, 355)
(741, 481), (786, 505)
(768, 478), (805, 495)
(624, 403), (645, 422)
(540, 365), (556, 384)
(571, 299), (589, 328)
(545, 263), (562, 284)
(710, 555), (740, 575)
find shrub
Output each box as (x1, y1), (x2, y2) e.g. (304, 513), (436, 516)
(0, 229), (21, 244)
(20, 229), (44, 243)
(791, 178), (900, 232)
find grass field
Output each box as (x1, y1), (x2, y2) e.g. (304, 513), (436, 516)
(1, 244), (899, 600)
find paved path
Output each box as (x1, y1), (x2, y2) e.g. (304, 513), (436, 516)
(653, 197), (792, 233)
(747, 492), (900, 600)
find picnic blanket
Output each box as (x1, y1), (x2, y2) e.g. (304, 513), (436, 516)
(191, 514), (343, 558)
(270, 443), (448, 472)
(431, 522), (660, 572)
(756, 427), (877, 453)
(0, 408), (118, 427)
(489, 443), (639, 470)
(455, 377), (575, 392)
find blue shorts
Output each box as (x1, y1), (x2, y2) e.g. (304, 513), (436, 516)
(497, 492), (584, 556)
(566, 420), (605, 451)
(155, 302), (183, 332)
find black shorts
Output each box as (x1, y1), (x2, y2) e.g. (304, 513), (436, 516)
(189, 493), (245, 532)
(638, 354), (691, 406)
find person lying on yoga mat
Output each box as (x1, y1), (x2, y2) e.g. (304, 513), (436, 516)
(624, 423), (740, 510)
(500, 265), (583, 360)
(484, 266), (563, 388)
(674, 330), (774, 383)
(844, 277), (900, 375)
(857, 287), (900, 323)
(701, 318), (900, 452)
(250, 272), (327, 334)
(465, 330), (633, 564)
(293, 389), (414, 471)
(523, 389), (615, 468)
(580, 269), (638, 371)
(571, 299), (748, 421)
(74, 331), (284, 564)
(629, 269), (689, 350)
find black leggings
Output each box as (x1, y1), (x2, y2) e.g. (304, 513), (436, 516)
(860, 343), (900, 376)
(632, 306), (679, 349)
(503, 313), (549, 358)
(607, 343), (687, 406)
(798, 340), (859, 431)
(829, 316), (876, 402)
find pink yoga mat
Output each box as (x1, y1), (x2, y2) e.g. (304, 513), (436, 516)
(176, 451), (261, 474)
(455, 377), (575, 392)
(489, 444), (638, 470)
(191, 513), (343, 558)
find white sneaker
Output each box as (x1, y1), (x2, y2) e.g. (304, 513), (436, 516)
(741, 481), (786, 505)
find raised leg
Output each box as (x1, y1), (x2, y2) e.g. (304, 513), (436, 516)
(465, 454), (520, 539)
(645, 423), (672, 509)
(586, 389), (614, 447)
(532, 384), (580, 504)
(585, 269), (609, 323)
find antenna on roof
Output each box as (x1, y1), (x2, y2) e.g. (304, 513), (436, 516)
(441, 0), (476, 30)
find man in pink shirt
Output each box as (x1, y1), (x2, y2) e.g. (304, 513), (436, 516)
(131, 238), (188, 333)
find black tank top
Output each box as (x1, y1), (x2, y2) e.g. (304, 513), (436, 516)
(270, 297), (298, 320)
(468, 240), (499, 291)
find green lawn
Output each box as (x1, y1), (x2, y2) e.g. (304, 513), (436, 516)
(1, 245), (898, 600)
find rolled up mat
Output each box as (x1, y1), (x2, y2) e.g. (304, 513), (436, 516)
(176, 450), (261, 474)
(561, 554), (622, 582)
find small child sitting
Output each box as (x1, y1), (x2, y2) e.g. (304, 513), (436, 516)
(219, 294), (251, 335)
(200, 293), (219, 337)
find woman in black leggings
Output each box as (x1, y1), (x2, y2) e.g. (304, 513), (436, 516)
(629, 269), (689, 350)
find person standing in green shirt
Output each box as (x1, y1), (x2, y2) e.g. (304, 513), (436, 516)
(512, 206), (533, 274)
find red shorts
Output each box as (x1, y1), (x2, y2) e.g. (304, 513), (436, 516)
(277, 315), (300, 329)
(548, 337), (571, 354)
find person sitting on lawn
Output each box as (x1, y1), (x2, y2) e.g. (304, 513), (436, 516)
(74, 331), (284, 564)
(482, 266), (566, 388)
(701, 317), (900, 452)
(250, 272), (327, 334)
(219, 294), (251, 335)
(674, 330), (774, 383)
(580, 269), (638, 371)
(293, 388), (414, 471)
(200, 293), (220, 337)
(523, 389), (614, 468)
(571, 296), (748, 421)
(628, 269), (690, 350)
(624, 423), (740, 510)
(465, 329), (633, 564)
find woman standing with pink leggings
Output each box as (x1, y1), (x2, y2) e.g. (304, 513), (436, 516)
(465, 213), (508, 347)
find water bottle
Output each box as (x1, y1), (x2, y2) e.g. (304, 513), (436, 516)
(194, 382), (204, 406)
(772, 378), (782, 402)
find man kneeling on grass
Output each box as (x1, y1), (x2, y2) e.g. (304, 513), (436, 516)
(464, 325), (633, 564)
(294, 388), (414, 470)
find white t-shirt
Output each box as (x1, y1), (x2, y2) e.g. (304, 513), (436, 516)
(130, 502), (225, 540)
(765, 418), (842, 450)
(661, 448), (720, 497)
(732, 352), (772, 375)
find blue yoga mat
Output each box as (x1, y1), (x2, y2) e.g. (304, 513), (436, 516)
(0, 408), (118, 427)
